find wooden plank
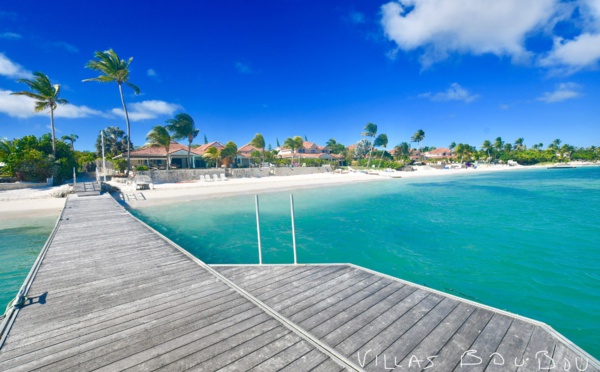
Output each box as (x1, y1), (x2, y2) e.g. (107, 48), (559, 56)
(186, 326), (292, 371)
(254, 266), (352, 301)
(322, 284), (418, 347)
(389, 301), (476, 369)
(278, 272), (382, 318)
(277, 348), (331, 372)
(485, 319), (535, 372)
(335, 289), (430, 356)
(516, 326), (557, 372)
(269, 269), (377, 314)
(296, 277), (396, 331)
(451, 313), (513, 372)
(309, 280), (406, 339)
(365, 297), (459, 370)
(419, 306), (494, 371)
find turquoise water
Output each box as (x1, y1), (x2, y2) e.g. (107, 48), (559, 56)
(0, 217), (55, 312)
(132, 167), (600, 359)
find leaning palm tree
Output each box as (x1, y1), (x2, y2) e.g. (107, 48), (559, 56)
(514, 137), (525, 151)
(481, 140), (492, 161)
(61, 134), (79, 151)
(374, 133), (388, 168)
(362, 123), (378, 167)
(411, 129), (425, 152)
(165, 113), (198, 168)
(283, 136), (303, 165)
(146, 125), (172, 170)
(249, 133), (266, 165)
(203, 146), (220, 168)
(84, 49), (140, 176)
(11, 72), (68, 158)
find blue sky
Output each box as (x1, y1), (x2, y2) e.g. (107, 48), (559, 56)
(1, 0), (599, 152)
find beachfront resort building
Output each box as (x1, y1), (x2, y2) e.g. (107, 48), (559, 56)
(424, 147), (455, 160)
(117, 141), (224, 169)
(278, 141), (343, 162)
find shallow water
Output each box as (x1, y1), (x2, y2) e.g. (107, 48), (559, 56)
(0, 217), (55, 311)
(133, 167), (600, 358)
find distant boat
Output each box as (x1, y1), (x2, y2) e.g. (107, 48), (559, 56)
(548, 164), (576, 169)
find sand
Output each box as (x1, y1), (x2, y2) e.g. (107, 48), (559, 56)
(118, 164), (532, 209)
(2, 161), (596, 218)
(0, 185), (70, 221)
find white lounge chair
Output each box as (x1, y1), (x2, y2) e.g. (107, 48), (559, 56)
(212, 174), (220, 181)
(202, 174), (212, 182)
(219, 173), (228, 181)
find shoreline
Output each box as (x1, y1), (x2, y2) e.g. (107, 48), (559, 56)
(1, 162), (597, 219)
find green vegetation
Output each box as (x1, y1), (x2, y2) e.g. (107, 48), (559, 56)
(362, 123), (378, 168)
(145, 126), (173, 170)
(166, 113), (199, 167)
(0, 134), (76, 183)
(84, 49), (140, 177)
(11, 72), (68, 158)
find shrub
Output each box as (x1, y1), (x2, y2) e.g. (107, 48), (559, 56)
(135, 165), (149, 171)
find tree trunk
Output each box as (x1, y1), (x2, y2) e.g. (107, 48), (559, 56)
(50, 106), (56, 158)
(378, 149), (385, 168)
(188, 140), (191, 169)
(118, 83), (132, 177)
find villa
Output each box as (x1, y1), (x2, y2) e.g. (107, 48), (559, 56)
(424, 147), (455, 160)
(278, 141), (343, 162)
(117, 141), (224, 169)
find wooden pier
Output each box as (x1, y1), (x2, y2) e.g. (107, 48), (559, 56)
(0, 194), (598, 371)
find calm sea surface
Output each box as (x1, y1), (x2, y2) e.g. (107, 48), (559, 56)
(0, 216), (55, 311)
(132, 167), (600, 359)
(1, 167), (598, 358)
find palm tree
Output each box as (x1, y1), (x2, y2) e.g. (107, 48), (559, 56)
(362, 122), (377, 167)
(283, 136), (303, 165)
(449, 141), (456, 151)
(203, 146), (220, 168)
(84, 49), (140, 176)
(61, 134), (79, 151)
(220, 141), (238, 167)
(11, 72), (68, 158)
(514, 137), (525, 151)
(165, 113), (198, 168)
(549, 139), (562, 151)
(146, 126), (172, 170)
(250, 133), (266, 165)
(374, 133), (388, 168)
(532, 143), (543, 150)
(411, 129), (425, 149)
(481, 140), (492, 161)
(394, 142), (410, 163)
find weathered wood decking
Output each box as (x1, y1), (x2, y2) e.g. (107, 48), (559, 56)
(0, 194), (598, 371)
(74, 181), (101, 197)
(0, 195), (348, 371)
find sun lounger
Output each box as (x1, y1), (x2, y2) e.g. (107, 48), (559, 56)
(219, 173), (228, 181)
(212, 174), (220, 181)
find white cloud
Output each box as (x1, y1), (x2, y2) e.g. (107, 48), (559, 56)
(419, 83), (479, 103)
(147, 69), (157, 77)
(380, 0), (557, 67)
(0, 32), (21, 40)
(235, 62), (252, 74)
(111, 100), (182, 121)
(0, 89), (37, 118)
(537, 82), (581, 103)
(0, 89), (106, 118)
(539, 33), (600, 73)
(0, 53), (32, 79)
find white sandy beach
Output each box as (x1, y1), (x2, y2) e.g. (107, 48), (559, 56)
(118, 163), (532, 209)
(0, 185), (70, 221)
(1, 162), (596, 219)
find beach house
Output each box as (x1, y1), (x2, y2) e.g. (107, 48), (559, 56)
(278, 141), (342, 162)
(424, 147), (455, 161)
(118, 141), (224, 169)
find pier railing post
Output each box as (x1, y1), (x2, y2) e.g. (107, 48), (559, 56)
(255, 195), (263, 265)
(290, 194), (297, 265)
